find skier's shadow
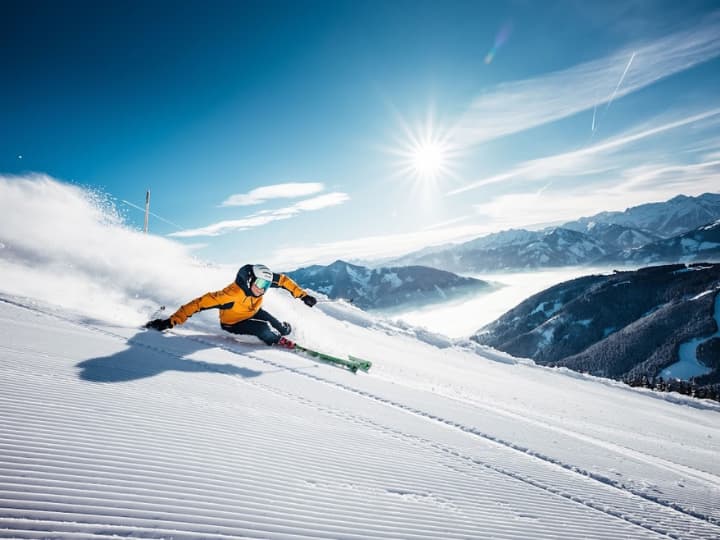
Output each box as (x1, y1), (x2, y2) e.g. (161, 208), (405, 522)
(77, 331), (264, 383)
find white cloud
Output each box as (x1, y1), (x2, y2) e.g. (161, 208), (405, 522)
(422, 215), (472, 231)
(291, 192), (350, 211)
(220, 182), (325, 206)
(472, 191), (629, 229)
(449, 107), (720, 195)
(454, 13), (720, 146)
(444, 107), (720, 236)
(613, 160), (720, 193)
(170, 192), (349, 238)
(167, 215), (287, 238)
(472, 175), (720, 232)
(265, 223), (498, 269)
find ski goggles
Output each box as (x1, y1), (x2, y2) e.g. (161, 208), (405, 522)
(254, 278), (271, 290)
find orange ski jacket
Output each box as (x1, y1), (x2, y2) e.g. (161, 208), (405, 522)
(169, 264), (308, 326)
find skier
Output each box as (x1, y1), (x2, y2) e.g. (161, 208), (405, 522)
(145, 263), (316, 347)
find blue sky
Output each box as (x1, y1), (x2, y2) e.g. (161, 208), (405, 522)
(2, 0), (720, 269)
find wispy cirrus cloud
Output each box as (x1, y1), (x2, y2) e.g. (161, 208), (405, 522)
(264, 223), (497, 269)
(454, 13), (720, 147)
(422, 215), (472, 231)
(614, 159), (720, 193)
(463, 110), (720, 231)
(290, 193), (351, 212)
(471, 165), (720, 232)
(449, 107), (720, 195)
(220, 182), (325, 206)
(170, 192), (349, 238)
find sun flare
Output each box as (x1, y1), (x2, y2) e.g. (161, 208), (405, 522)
(388, 110), (460, 186)
(411, 141), (446, 177)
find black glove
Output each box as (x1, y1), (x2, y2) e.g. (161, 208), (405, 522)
(302, 294), (317, 307)
(145, 318), (173, 331)
(279, 321), (292, 336)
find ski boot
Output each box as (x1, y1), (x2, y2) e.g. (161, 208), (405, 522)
(276, 336), (296, 349)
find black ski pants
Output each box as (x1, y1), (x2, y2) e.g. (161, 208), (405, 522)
(221, 309), (287, 345)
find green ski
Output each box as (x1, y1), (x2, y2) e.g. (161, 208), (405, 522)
(293, 344), (372, 373)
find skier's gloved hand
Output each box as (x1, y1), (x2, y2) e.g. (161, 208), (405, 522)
(145, 318), (173, 331)
(279, 321), (292, 336)
(301, 294), (317, 307)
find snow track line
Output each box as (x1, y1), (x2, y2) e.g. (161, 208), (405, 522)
(0, 479), (472, 533)
(178, 333), (720, 532)
(0, 448), (487, 530)
(0, 470), (480, 536)
(0, 494), (479, 540)
(0, 505), (402, 540)
(2, 298), (719, 540)
(236, 375), (720, 540)
(399, 379), (720, 489)
(0, 426), (499, 532)
(0, 522), (246, 540)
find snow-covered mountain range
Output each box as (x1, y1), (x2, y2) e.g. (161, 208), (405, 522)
(285, 260), (494, 310)
(563, 193), (720, 238)
(2, 176), (720, 539)
(600, 219), (720, 265)
(392, 228), (609, 272)
(473, 263), (720, 394)
(390, 193), (720, 272)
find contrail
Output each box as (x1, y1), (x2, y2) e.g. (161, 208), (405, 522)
(605, 51), (636, 112)
(591, 103), (597, 132)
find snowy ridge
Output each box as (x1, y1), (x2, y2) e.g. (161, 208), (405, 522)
(473, 264), (720, 387)
(390, 193), (720, 272)
(285, 260), (491, 311)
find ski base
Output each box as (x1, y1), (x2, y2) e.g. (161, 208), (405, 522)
(293, 344), (372, 373)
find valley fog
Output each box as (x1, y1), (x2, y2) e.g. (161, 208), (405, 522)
(392, 267), (619, 338)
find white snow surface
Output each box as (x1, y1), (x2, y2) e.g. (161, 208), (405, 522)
(1, 176), (720, 539)
(660, 293), (719, 381)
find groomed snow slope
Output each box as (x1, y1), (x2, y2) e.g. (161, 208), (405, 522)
(1, 176), (720, 539)
(2, 295), (720, 540)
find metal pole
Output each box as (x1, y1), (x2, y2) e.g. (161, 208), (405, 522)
(144, 189), (150, 234)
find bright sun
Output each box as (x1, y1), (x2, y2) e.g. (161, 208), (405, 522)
(411, 141), (446, 178)
(388, 110), (460, 185)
